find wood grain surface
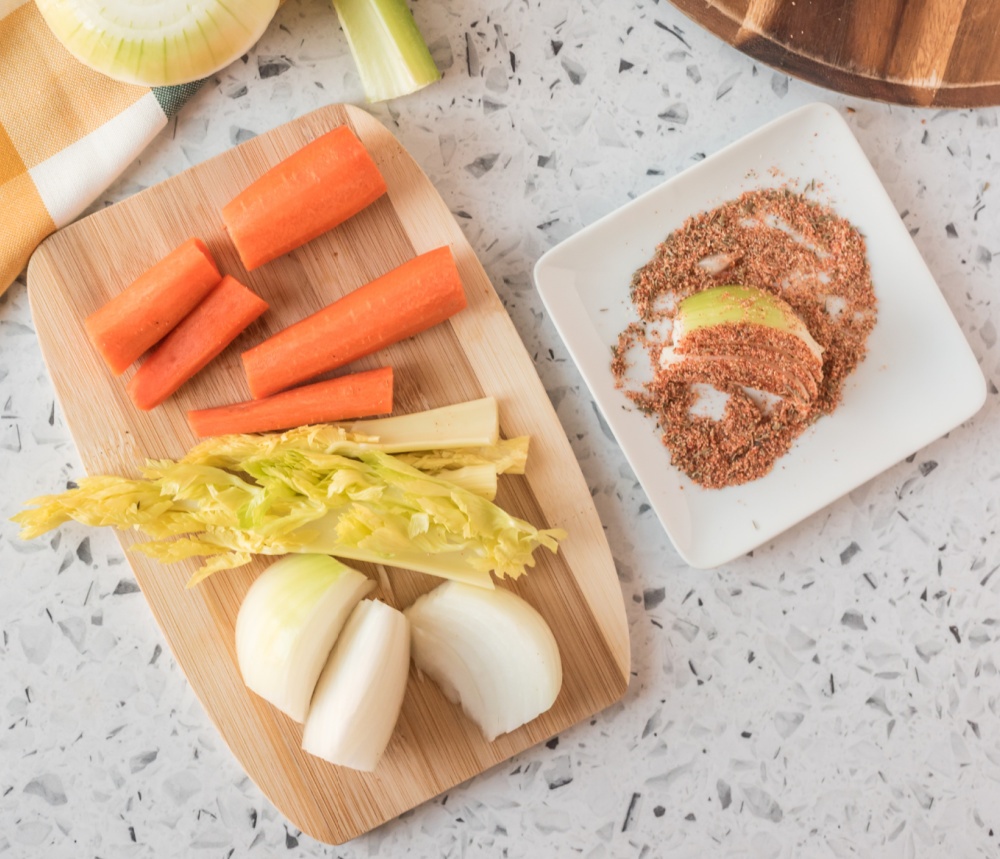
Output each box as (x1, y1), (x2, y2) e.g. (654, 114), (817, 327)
(26, 104), (630, 845)
(669, 0), (1000, 107)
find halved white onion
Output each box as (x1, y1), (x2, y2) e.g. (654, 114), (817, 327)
(302, 600), (410, 771)
(235, 554), (373, 723)
(36, 0), (281, 87)
(405, 582), (562, 741)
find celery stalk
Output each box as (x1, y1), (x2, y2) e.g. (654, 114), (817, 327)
(427, 464), (498, 500)
(343, 398), (499, 451)
(332, 0), (441, 102)
(397, 437), (529, 477)
(14, 441), (562, 589)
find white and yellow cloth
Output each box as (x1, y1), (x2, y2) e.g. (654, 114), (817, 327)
(0, 0), (201, 293)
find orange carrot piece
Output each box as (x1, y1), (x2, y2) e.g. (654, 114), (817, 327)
(85, 238), (221, 376)
(222, 125), (387, 270)
(242, 246), (466, 399)
(186, 367), (394, 437)
(126, 276), (269, 411)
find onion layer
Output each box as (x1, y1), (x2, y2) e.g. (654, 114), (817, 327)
(405, 582), (562, 741)
(302, 600), (410, 771)
(235, 554), (373, 723)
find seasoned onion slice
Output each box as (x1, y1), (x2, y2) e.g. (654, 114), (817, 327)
(660, 285), (824, 407)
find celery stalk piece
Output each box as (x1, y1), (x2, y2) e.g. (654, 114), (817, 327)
(13, 444), (563, 589)
(426, 464), (498, 500)
(343, 397), (500, 451)
(332, 0), (442, 102)
(179, 400), (503, 471)
(397, 437), (530, 477)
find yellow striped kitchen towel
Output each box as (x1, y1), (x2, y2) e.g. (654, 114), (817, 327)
(0, 0), (202, 294)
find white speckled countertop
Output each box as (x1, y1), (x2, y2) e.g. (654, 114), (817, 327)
(3, 2), (1000, 856)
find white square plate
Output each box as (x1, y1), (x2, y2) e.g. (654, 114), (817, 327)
(534, 102), (986, 569)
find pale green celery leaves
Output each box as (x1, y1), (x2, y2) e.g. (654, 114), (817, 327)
(14, 476), (184, 540)
(182, 424), (365, 469)
(14, 438), (563, 589)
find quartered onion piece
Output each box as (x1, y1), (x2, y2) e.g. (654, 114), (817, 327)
(301, 599), (410, 771)
(235, 554), (374, 723)
(405, 582), (562, 742)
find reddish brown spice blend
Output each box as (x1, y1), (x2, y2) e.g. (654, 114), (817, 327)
(612, 187), (876, 488)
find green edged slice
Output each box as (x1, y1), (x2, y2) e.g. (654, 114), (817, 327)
(332, 0), (441, 102)
(661, 285), (825, 406)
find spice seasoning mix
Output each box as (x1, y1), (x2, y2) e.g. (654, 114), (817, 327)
(612, 187), (876, 488)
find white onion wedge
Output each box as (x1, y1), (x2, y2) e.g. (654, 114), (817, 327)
(405, 582), (562, 742)
(235, 554), (373, 723)
(302, 600), (410, 771)
(36, 0), (280, 87)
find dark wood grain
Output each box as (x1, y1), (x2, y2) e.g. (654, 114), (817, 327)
(669, 0), (1000, 107)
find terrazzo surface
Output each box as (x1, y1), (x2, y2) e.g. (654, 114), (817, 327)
(3, 1), (1000, 856)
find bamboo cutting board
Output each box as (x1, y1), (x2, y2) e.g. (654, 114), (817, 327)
(26, 104), (630, 844)
(670, 0), (1000, 107)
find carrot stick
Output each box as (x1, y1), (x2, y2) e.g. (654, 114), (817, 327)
(242, 246), (466, 399)
(85, 238), (221, 376)
(126, 276), (269, 411)
(222, 125), (387, 270)
(186, 367), (394, 437)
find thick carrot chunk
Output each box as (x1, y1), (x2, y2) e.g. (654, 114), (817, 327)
(242, 246), (465, 399)
(127, 276), (268, 411)
(85, 238), (221, 376)
(222, 125), (387, 270)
